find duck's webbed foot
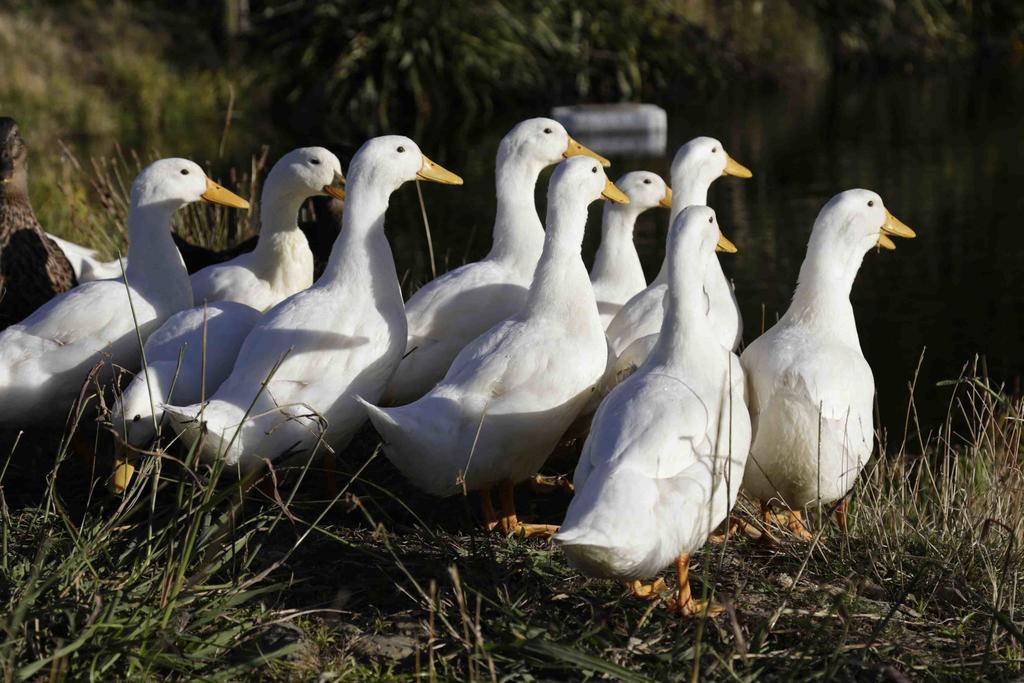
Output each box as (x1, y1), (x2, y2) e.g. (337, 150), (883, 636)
(667, 554), (725, 618)
(626, 578), (668, 599)
(493, 479), (559, 538)
(761, 503), (814, 542)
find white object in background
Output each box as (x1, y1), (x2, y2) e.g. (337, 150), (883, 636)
(552, 104), (668, 156)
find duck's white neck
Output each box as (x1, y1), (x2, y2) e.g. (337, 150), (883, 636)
(785, 231), (864, 338)
(124, 200), (190, 296)
(590, 202), (643, 284)
(650, 242), (715, 370)
(252, 184), (310, 261)
(654, 175), (711, 284)
(525, 193), (597, 321)
(319, 171), (398, 307)
(485, 145), (547, 272)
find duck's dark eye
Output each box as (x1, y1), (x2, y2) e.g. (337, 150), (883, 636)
(591, 167), (598, 173)
(708, 216), (714, 223)
(643, 178), (652, 184)
(180, 169), (189, 175)
(132, 414), (141, 423)
(397, 146), (405, 153)
(310, 158), (321, 165)
(711, 147), (718, 153)
(868, 200), (875, 207)
(544, 128), (552, 134)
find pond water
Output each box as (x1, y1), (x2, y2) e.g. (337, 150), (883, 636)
(55, 66), (1024, 442)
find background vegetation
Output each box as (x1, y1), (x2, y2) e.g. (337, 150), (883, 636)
(8, 0), (1024, 248)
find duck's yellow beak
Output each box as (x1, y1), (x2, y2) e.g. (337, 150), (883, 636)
(716, 232), (738, 253)
(877, 234), (897, 250)
(602, 179), (629, 204)
(323, 171), (346, 200)
(565, 137), (611, 167)
(417, 155), (463, 185)
(659, 186), (673, 209)
(111, 457), (135, 495)
(722, 153), (753, 179)
(201, 178), (250, 209)
(877, 210), (916, 249)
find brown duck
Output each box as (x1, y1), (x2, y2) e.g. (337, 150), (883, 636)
(0, 117), (76, 329)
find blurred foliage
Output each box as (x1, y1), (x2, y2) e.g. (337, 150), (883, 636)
(249, 0), (733, 134)
(249, 0), (1024, 134)
(808, 0), (1024, 67)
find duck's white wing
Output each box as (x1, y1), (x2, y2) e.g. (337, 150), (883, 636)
(387, 260), (529, 403)
(2, 280), (153, 360)
(0, 280), (162, 421)
(574, 372), (708, 491)
(604, 284), (667, 355)
(190, 256), (270, 310)
(404, 261), (520, 341)
(143, 302), (263, 390)
(440, 316), (603, 415)
(215, 285), (400, 414)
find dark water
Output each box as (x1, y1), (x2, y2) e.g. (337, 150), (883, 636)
(378, 67), (1024, 441)
(57, 67), (1024, 441)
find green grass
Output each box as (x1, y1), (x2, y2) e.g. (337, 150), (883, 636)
(1, 348), (1021, 680)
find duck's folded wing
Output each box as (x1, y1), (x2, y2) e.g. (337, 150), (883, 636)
(577, 373), (709, 488)
(405, 262), (526, 347)
(440, 320), (601, 415)
(190, 262), (262, 306)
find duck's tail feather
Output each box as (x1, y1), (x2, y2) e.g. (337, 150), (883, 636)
(555, 467), (663, 579)
(357, 395), (467, 497)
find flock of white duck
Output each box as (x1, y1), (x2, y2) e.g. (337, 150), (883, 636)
(0, 117), (916, 617)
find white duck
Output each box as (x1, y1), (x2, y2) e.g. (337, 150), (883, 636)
(556, 206), (750, 617)
(190, 147), (345, 311)
(163, 137), (461, 469)
(589, 171), (671, 329)
(605, 137), (751, 360)
(741, 189), (915, 539)
(0, 159), (248, 427)
(362, 156), (628, 537)
(383, 118), (609, 405)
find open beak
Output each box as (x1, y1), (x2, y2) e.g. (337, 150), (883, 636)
(322, 171), (346, 200)
(201, 177), (250, 209)
(716, 232), (738, 253)
(722, 153), (753, 179)
(417, 155), (463, 185)
(602, 179), (629, 204)
(564, 137), (611, 167)
(877, 209), (916, 249)
(659, 186), (673, 209)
